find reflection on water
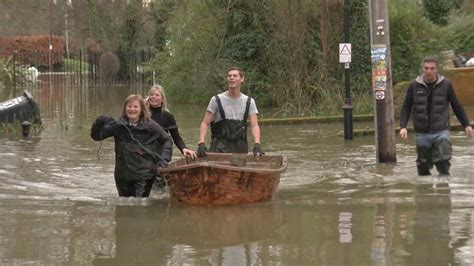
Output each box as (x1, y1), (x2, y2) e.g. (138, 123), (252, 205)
(409, 184), (453, 265)
(94, 202), (284, 265)
(0, 85), (473, 264)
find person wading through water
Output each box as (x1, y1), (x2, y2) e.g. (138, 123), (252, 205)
(91, 94), (172, 197)
(399, 57), (472, 176)
(147, 85), (197, 188)
(197, 66), (264, 156)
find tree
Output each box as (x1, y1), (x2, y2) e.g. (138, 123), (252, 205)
(116, 0), (142, 80)
(149, 0), (176, 51)
(85, 0), (106, 43)
(422, 0), (457, 26)
(390, 0), (443, 83)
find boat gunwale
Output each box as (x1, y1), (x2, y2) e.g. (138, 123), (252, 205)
(159, 154), (288, 174)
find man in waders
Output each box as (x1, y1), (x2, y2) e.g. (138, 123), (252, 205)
(399, 57), (472, 176)
(197, 66), (264, 156)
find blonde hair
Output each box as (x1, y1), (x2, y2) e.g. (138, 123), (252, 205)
(148, 84), (169, 111)
(121, 94), (151, 121)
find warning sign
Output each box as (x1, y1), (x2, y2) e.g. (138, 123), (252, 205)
(339, 43), (351, 63)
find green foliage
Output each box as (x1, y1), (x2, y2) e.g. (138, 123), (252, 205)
(444, 13), (474, 53)
(311, 85), (373, 116)
(261, 1), (322, 114)
(220, 0), (269, 103)
(63, 58), (90, 73)
(0, 57), (30, 89)
(149, 0), (176, 51)
(0, 122), (19, 134)
(349, 0), (371, 95)
(392, 81), (411, 118)
(86, 0), (106, 44)
(146, 0), (469, 116)
(389, 0), (444, 83)
(116, 0), (141, 80)
(150, 1), (226, 102)
(149, 0), (375, 115)
(422, 0), (457, 26)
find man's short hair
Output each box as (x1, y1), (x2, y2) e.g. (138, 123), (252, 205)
(421, 57), (439, 67)
(227, 66), (244, 78)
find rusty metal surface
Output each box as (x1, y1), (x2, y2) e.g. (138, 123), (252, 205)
(161, 154), (286, 205)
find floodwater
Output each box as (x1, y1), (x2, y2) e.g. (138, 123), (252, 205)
(0, 85), (473, 265)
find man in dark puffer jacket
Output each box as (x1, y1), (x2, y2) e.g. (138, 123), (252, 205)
(399, 57), (472, 176)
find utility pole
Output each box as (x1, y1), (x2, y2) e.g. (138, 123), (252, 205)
(48, 0), (53, 90)
(342, 0), (353, 140)
(369, 0), (397, 163)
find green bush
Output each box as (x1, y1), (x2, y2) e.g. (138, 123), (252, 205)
(147, 0), (470, 117)
(392, 81), (411, 118)
(63, 58), (90, 72)
(389, 0), (444, 83)
(0, 58), (30, 89)
(422, 0), (457, 26)
(443, 13), (474, 53)
(150, 1), (227, 104)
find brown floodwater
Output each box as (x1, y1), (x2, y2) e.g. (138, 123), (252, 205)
(0, 85), (473, 265)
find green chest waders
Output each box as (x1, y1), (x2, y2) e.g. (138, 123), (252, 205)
(209, 96), (251, 153)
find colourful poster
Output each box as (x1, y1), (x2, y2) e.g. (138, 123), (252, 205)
(371, 45), (387, 96)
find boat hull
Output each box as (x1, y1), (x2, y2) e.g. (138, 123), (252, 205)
(159, 153), (287, 205)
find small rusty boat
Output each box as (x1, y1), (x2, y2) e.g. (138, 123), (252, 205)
(159, 153), (287, 205)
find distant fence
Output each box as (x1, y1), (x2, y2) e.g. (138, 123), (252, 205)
(7, 48), (155, 91)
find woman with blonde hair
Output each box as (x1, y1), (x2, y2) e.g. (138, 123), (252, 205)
(91, 94), (172, 197)
(147, 85), (197, 159)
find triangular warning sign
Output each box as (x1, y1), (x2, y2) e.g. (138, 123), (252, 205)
(340, 44), (351, 55)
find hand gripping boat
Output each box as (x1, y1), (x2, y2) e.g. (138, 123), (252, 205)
(159, 153), (287, 205)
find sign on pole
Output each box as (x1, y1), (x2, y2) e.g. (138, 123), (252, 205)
(371, 44), (387, 100)
(339, 43), (352, 63)
(370, 0), (396, 163)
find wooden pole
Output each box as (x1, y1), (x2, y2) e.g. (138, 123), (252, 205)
(369, 0), (397, 163)
(48, 0), (53, 91)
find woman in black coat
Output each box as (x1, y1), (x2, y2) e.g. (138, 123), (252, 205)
(91, 94), (172, 197)
(147, 85), (197, 159)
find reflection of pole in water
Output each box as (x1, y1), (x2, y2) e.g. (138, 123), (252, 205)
(338, 212), (352, 243)
(370, 191), (394, 264)
(371, 213), (387, 263)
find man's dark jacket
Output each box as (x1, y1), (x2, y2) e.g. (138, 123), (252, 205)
(400, 75), (470, 133)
